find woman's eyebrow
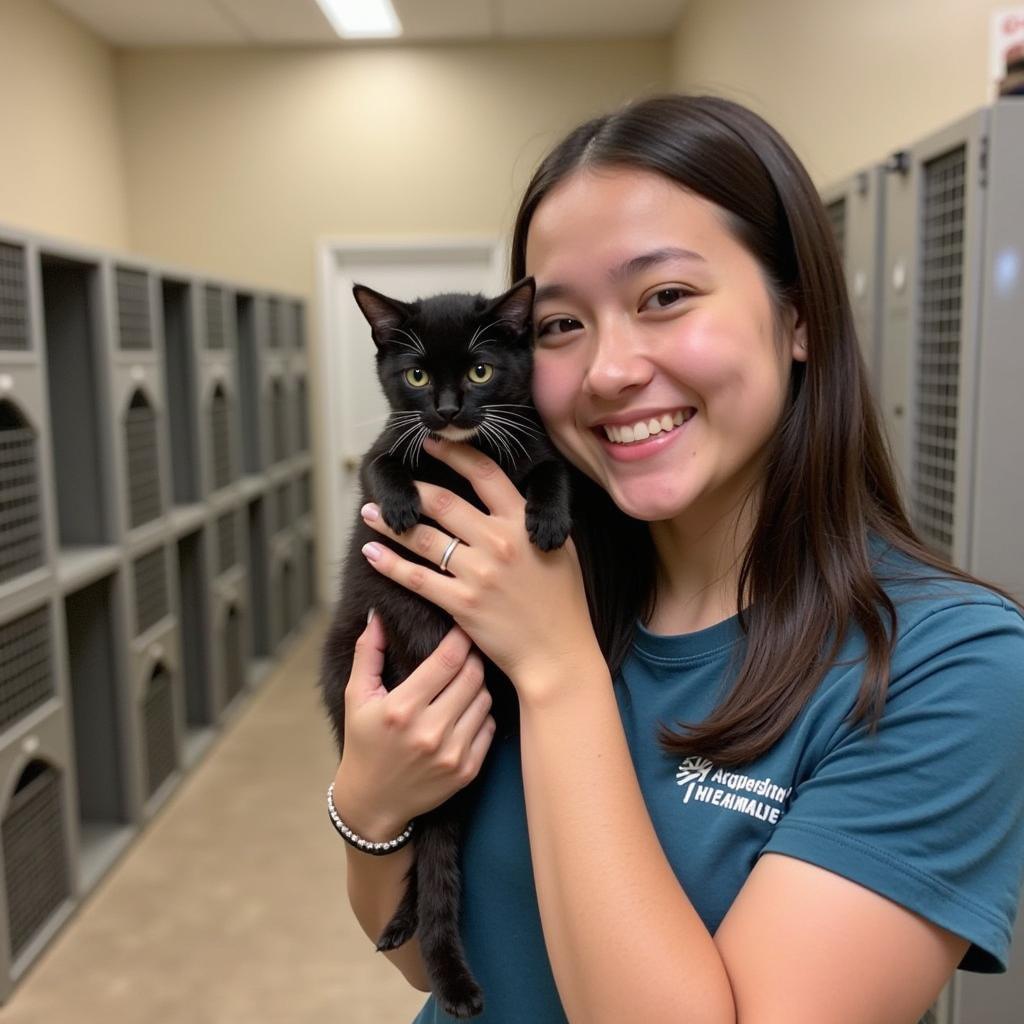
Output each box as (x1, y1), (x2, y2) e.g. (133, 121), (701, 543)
(609, 247), (706, 282)
(534, 247), (706, 305)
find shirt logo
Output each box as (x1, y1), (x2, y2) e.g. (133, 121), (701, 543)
(675, 757), (792, 825)
(675, 756), (714, 785)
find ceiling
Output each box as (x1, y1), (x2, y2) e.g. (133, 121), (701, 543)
(50, 0), (689, 46)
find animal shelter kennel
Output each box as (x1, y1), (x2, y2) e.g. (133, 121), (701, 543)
(0, 222), (319, 1002)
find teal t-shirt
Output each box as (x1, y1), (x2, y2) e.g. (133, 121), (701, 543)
(413, 550), (1024, 1022)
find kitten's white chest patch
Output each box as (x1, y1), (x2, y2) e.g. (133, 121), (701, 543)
(435, 426), (480, 441)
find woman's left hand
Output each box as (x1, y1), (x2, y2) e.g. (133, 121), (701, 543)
(359, 437), (601, 692)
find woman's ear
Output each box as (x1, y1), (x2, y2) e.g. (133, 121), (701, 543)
(787, 305), (808, 362)
(792, 321), (808, 362)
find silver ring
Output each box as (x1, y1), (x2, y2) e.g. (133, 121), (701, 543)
(439, 536), (462, 574)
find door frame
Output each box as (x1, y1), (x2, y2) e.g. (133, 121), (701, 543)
(315, 236), (506, 603)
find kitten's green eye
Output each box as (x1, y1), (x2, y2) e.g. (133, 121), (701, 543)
(404, 368), (430, 388)
(467, 364), (493, 384)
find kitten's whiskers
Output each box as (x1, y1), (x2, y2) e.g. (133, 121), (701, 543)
(485, 412), (543, 441)
(387, 327), (427, 356)
(408, 426), (430, 468)
(468, 319), (507, 354)
(477, 421), (514, 466)
(385, 420), (426, 457)
(487, 403), (539, 414)
(481, 414), (530, 459)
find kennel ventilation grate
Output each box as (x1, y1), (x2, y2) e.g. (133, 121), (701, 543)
(205, 286), (225, 350)
(0, 242), (29, 351)
(124, 390), (162, 529)
(0, 605), (54, 734)
(270, 378), (287, 464)
(133, 547), (169, 636)
(116, 268), (152, 351)
(217, 511), (237, 574)
(209, 384), (232, 491)
(0, 400), (44, 584)
(912, 144), (966, 561)
(2, 760), (71, 960)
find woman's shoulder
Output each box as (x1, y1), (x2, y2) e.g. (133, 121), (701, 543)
(864, 535), (1024, 684)
(868, 533), (1023, 629)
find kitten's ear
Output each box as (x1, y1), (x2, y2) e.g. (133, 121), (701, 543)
(482, 276), (536, 336)
(352, 284), (414, 345)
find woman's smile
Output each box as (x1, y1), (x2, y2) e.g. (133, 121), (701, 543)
(593, 408), (697, 461)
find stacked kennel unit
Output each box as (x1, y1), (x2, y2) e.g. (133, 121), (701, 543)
(107, 263), (188, 829)
(820, 164), (887, 396)
(878, 100), (1024, 1024)
(0, 232), (77, 1004)
(160, 278), (218, 769)
(825, 99), (1024, 1024)
(0, 220), (317, 1003)
(878, 101), (1024, 615)
(234, 293), (275, 667)
(255, 294), (315, 654)
(227, 288), (271, 676)
(198, 284), (254, 721)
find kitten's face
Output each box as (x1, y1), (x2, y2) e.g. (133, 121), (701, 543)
(353, 280), (539, 461)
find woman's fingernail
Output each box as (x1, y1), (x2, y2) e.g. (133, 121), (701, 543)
(367, 607), (376, 624)
(423, 436), (441, 451)
(362, 542), (383, 562)
(361, 502), (380, 521)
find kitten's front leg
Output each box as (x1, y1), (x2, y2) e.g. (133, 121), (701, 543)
(522, 458), (573, 552)
(365, 452), (422, 534)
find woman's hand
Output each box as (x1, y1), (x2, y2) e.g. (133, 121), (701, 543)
(358, 437), (602, 694)
(332, 613), (497, 841)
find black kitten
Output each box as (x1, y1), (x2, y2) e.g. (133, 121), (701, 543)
(319, 277), (572, 1017)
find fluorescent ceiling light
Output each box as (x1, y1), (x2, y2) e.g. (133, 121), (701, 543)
(315, 0), (402, 39)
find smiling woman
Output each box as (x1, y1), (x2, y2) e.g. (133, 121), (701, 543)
(333, 94), (1024, 1024)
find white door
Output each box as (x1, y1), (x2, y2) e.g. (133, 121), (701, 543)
(317, 239), (506, 604)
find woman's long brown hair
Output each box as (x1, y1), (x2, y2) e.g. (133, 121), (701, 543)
(511, 94), (1023, 768)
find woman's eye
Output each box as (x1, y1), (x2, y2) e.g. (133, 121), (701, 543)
(467, 363), (493, 384)
(536, 317), (582, 338)
(404, 367), (430, 388)
(642, 288), (691, 310)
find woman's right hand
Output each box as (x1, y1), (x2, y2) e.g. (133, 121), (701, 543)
(331, 612), (497, 842)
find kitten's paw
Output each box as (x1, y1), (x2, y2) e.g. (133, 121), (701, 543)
(525, 505), (573, 552)
(376, 916), (418, 952)
(437, 977), (484, 1019)
(380, 493), (421, 534)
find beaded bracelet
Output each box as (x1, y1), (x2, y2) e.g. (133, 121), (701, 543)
(326, 782), (415, 856)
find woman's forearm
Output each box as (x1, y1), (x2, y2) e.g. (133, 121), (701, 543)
(334, 774), (432, 992)
(343, 842), (432, 992)
(516, 652), (736, 1024)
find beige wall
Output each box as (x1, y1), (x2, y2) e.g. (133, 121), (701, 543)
(116, 41), (671, 296)
(672, 0), (1010, 187)
(0, 0), (129, 249)
(0, 0), (1010, 284)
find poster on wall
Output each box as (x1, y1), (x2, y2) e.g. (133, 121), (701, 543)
(991, 7), (1024, 97)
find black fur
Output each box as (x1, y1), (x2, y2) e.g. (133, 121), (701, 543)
(319, 277), (572, 1017)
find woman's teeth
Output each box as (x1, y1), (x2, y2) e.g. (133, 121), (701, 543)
(602, 409), (695, 444)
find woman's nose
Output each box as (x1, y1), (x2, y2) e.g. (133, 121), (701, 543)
(582, 323), (653, 399)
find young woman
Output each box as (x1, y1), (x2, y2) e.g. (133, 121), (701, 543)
(331, 95), (1024, 1023)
